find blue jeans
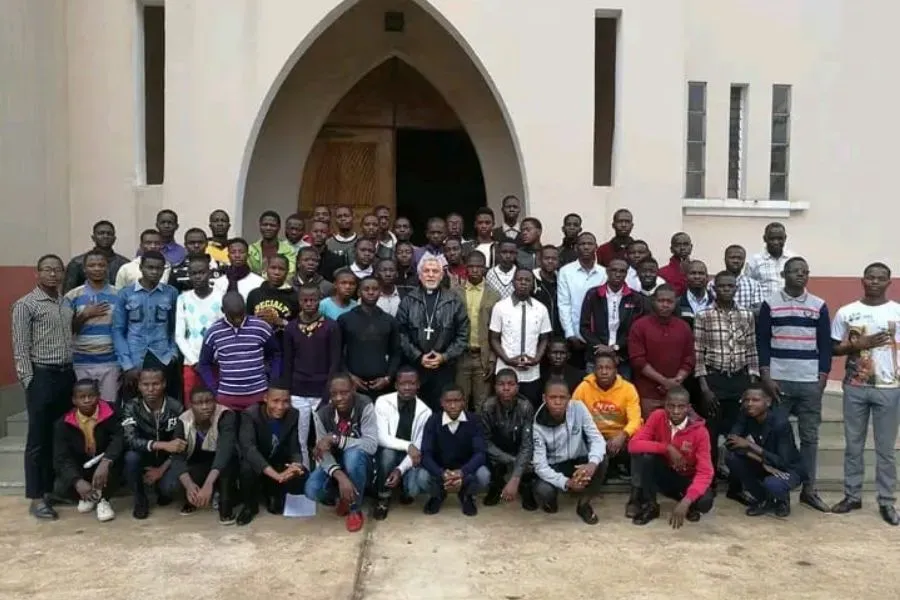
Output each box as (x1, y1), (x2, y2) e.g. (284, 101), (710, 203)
(775, 380), (822, 490)
(304, 447), (372, 512)
(426, 465), (490, 497)
(124, 450), (180, 501)
(726, 452), (801, 504)
(376, 448), (430, 499)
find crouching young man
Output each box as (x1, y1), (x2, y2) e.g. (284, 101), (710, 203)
(306, 373), (378, 533)
(121, 366), (184, 519)
(481, 369), (537, 510)
(629, 386), (714, 528)
(373, 366), (433, 520)
(532, 377), (608, 525)
(420, 385), (490, 516)
(238, 386), (307, 526)
(725, 384), (805, 517)
(53, 379), (123, 522)
(170, 387), (238, 524)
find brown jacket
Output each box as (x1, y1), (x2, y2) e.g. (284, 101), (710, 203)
(454, 282), (500, 372)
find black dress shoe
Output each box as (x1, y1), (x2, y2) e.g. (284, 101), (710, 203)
(156, 494), (173, 507)
(726, 488), (754, 507)
(460, 494), (477, 516)
(773, 500), (791, 518)
(745, 501), (769, 517)
(542, 498), (559, 514)
(625, 487), (641, 519)
(831, 497), (862, 514)
(266, 495), (284, 515)
(483, 487), (502, 506)
(132, 495), (150, 520)
(632, 502), (660, 526)
(520, 488), (538, 512)
(372, 500), (390, 521)
(397, 493), (415, 505)
(423, 496), (443, 515)
(686, 509), (701, 522)
(236, 507), (257, 526)
(799, 491), (830, 513)
(30, 500), (58, 520)
(880, 505), (900, 526)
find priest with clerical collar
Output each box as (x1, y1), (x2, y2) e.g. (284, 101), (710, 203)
(396, 257), (470, 411)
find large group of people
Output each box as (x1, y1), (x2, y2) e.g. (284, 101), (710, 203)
(11, 199), (900, 533)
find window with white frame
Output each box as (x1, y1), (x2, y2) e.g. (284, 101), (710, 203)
(769, 84), (791, 200)
(727, 85), (747, 199)
(685, 82), (706, 198)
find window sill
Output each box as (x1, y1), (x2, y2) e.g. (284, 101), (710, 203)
(682, 198), (810, 218)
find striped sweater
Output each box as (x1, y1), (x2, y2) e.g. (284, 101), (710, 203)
(757, 290), (832, 383)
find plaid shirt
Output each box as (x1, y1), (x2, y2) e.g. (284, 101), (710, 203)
(746, 249), (794, 300)
(11, 287), (74, 386)
(707, 274), (763, 311)
(693, 304), (759, 378)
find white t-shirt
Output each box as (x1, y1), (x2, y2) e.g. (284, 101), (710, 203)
(489, 296), (553, 382)
(213, 272), (265, 301)
(831, 300), (900, 388)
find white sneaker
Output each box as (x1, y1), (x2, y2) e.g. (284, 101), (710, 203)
(96, 499), (115, 522)
(77, 499), (97, 514)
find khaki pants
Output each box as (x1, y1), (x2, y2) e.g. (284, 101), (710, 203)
(456, 349), (491, 413)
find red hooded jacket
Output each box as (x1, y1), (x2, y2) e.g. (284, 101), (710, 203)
(628, 408), (713, 503)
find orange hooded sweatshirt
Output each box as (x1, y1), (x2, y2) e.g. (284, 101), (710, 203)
(572, 374), (642, 440)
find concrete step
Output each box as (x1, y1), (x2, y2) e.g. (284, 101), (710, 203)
(6, 411), (27, 438)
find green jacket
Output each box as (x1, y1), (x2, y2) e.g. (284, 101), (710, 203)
(248, 239), (297, 277)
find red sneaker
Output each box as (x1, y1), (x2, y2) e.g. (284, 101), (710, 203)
(336, 499), (350, 517)
(346, 511), (364, 533)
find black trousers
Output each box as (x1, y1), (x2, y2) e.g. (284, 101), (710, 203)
(704, 368), (752, 471)
(487, 459), (535, 491)
(171, 459), (237, 517)
(633, 453), (714, 512)
(25, 364), (75, 499)
(53, 462), (121, 501)
(532, 457), (608, 505)
(417, 362), (457, 411)
(239, 461), (307, 512)
(517, 379), (543, 411)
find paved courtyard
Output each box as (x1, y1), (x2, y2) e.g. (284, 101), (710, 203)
(0, 492), (894, 600)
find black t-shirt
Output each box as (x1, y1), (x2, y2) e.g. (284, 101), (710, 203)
(396, 398), (415, 441)
(246, 283), (299, 330)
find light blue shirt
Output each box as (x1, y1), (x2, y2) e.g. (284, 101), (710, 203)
(113, 282), (179, 370)
(556, 260), (607, 340)
(319, 297), (358, 321)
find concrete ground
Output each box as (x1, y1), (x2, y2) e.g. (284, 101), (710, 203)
(0, 492), (895, 600)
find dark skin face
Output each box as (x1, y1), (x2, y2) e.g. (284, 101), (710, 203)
(396, 372), (419, 401)
(298, 250), (319, 277)
(395, 244), (414, 268)
(543, 383), (570, 420)
(227, 243), (248, 268)
(446, 215), (464, 238)
(540, 248), (559, 275)
(377, 260), (397, 286)
(359, 279), (381, 306)
(355, 240), (375, 267)
(520, 221), (540, 246)
(330, 378), (353, 415)
(562, 216), (581, 242)
(394, 218), (412, 242)
(497, 243), (517, 269)
(335, 208), (354, 234)
(671, 234), (693, 261)
(474, 214), (494, 239)
(259, 216), (280, 242)
(374, 207), (391, 233)
(714, 274), (737, 305)
(606, 259), (627, 289)
(140, 257), (166, 288)
(266, 258), (289, 288)
(426, 221), (446, 248)
(209, 211), (230, 239)
(501, 197), (520, 224)
(298, 290), (319, 316)
(742, 389), (770, 420)
(783, 260), (809, 293)
(265, 389), (291, 420)
(84, 255), (108, 284)
(92, 224), (116, 250)
(724, 247), (746, 275)
(686, 261), (708, 292)
(863, 266), (892, 301)
(223, 297), (246, 327)
(140, 233), (163, 255)
(184, 231), (207, 256)
(577, 234), (597, 263)
(313, 206), (331, 223)
(593, 357), (618, 389)
(653, 290), (677, 319)
(361, 216), (379, 240)
(513, 270), (534, 299)
(764, 226), (787, 257)
(285, 218), (304, 244)
(441, 391), (466, 420)
(495, 376), (518, 403)
(335, 274), (357, 300)
(72, 385), (100, 416)
(627, 243), (650, 269)
(187, 260), (212, 291)
(191, 392), (216, 424)
(310, 221), (329, 246)
(546, 342), (569, 368)
(638, 263), (659, 289)
(156, 212), (178, 242)
(138, 371), (165, 403)
(466, 255), (487, 284)
(665, 394), (690, 426)
(444, 239), (462, 265)
(612, 211), (633, 238)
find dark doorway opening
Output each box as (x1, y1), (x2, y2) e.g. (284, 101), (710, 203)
(395, 128), (486, 245)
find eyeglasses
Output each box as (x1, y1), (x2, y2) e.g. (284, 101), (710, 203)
(38, 267), (64, 274)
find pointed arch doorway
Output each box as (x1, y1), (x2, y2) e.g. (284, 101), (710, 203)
(298, 57), (485, 242)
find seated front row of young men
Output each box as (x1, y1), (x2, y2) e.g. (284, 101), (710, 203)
(51, 363), (803, 528)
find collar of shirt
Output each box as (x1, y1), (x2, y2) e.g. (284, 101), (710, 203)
(575, 261), (603, 276)
(380, 287), (400, 298)
(779, 288), (809, 303)
(670, 418), (688, 434)
(442, 410), (468, 427)
(133, 280), (164, 293)
(502, 223), (520, 234)
(31, 286), (62, 303)
(464, 281), (484, 292)
(350, 263), (373, 277)
(511, 295), (533, 307)
(76, 406), (99, 425)
(334, 233), (358, 243)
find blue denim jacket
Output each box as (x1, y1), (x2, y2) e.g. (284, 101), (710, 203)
(113, 282), (179, 371)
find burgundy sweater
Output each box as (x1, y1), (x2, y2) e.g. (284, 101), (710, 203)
(282, 317), (342, 398)
(627, 315), (695, 401)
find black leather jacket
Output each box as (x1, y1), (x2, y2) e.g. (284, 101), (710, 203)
(396, 287), (469, 364)
(479, 395), (534, 477)
(121, 396), (184, 456)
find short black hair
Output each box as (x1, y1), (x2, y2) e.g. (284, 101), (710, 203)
(593, 350), (617, 365)
(864, 262), (892, 278)
(140, 250), (166, 266)
(73, 378), (100, 395)
(140, 228), (161, 242)
(613, 208), (632, 219)
(548, 336), (568, 348)
(497, 239), (518, 250)
(440, 384), (466, 398)
(475, 206), (495, 220)
(426, 217), (446, 229)
(267, 253), (290, 269)
(259, 210), (281, 224)
(638, 257), (659, 268)
(139, 363), (166, 378)
(395, 240), (415, 251)
(190, 385), (215, 401)
(328, 372), (354, 388)
(514, 267), (535, 279)
(742, 383), (772, 400)
(764, 222), (786, 235)
(724, 244), (745, 255)
(665, 385), (691, 401)
(157, 209), (178, 221)
(298, 246), (319, 258)
(543, 376), (570, 393)
(358, 275), (380, 287)
(183, 227), (207, 240)
(495, 368), (518, 382)
(670, 231), (690, 244)
(627, 239), (649, 250)
(376, 257), (396, 269)
(783, 256), (808, 272)
(186, 253), (211, 266)
(466, 250), (487, 264)
(501, 195), (519, 206)
(285, 212), (304, 223)
(522, 217), (542, 230)
(36, 254), (63, 269)
(226, 237), (249, 251)
(653, 283), (676, 297)
(332, 267), (356, 281)
(83, 248), (109, 264)
(576, 232), (597, 244)
(539, 244), (559, 254)
(396, 365), (419, 379)
(713, 270), (735, 284)
(354, 237), (375, 248)
(563, 213), (581, 223)
(92, 220), (115, 232)
(297, 282), (321, 296)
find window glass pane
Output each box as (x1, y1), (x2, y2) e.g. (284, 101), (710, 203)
(772, 115), (789, 145)
(687, 141), (705, 172)
(688, 83), (706, 112)
(772, 85), (791, 114)
(688, 113), (705, 142)
(686, 173), (704, 198)
(770, 174), (787, 200)
(770, 146), (788, 174)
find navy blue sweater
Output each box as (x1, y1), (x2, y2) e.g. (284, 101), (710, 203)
(420, 411), (486, 477)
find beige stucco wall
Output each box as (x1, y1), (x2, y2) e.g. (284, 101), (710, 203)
(3, 0), (897, 276)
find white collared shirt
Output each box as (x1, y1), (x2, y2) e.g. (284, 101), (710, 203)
(502, 222), (520, 239)
(489, 295), (553, 382)
(686, 290), (713, 316)
(212, 271), (265, 301)
(376, 287), (401, 316)
(670, 418), (688, 434)
(606, 286), (623, 347)
(442, 410), (468, 434)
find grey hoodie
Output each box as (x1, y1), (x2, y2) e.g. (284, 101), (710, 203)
(532, 401), (607, 490)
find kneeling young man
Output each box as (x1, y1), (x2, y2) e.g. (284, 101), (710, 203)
(122, 366), (185, 519)
(53, 379), (123, 522)
(726, 385), (804, 517)
(170, 387), (238, 524)
(421, 385), (490, 516)
(532, 377), (608, 525)
(629, 386), (714, 528)
(306, 373), (378, 532)
(373, 366), (433, 521)
(573, 352), (643, 517)
(238, 386), (307, 525)
(481, 369), (537, 510)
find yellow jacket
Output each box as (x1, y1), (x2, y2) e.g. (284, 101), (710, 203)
(572, 374), (642, 440)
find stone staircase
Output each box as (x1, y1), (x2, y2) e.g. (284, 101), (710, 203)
(0, 390), (885, 495)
